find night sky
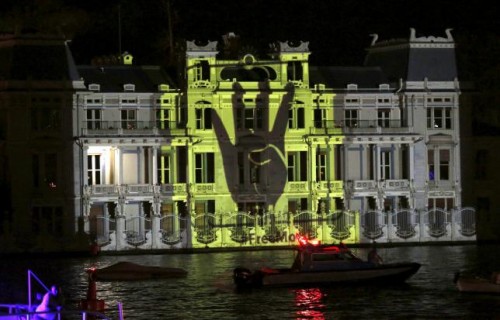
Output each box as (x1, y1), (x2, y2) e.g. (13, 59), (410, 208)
(0, 0), (498, 82)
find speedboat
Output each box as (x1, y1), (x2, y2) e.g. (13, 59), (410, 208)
(233, 234), (420, 289)
(91, 261), (188, 281)
(455, 271), (500, 294)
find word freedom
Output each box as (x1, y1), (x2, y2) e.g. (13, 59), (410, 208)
(235, 232), (311, 245)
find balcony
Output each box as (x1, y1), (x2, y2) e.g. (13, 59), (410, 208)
(342, 120), (411, 134)
(317, 181), (343, 193)
(380, 179), (411, 191)
(81, 121), (186, 136)
(194, 183), (216, 194)
(351, 180), (378, 191)
(84, 183), (188, 199)
(287, 181), (308, 192)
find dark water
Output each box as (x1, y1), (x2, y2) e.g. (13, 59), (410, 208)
(1, 244), (500, 319)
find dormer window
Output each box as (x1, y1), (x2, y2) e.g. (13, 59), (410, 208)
(347, 84), (358, 91)
(158, 84), (170, 92)
(314, 84), (326, 91)
(123, 84), (135, 92)
(89, 84), (100, 92)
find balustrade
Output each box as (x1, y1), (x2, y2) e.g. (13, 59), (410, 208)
(87, 207), (475, 252)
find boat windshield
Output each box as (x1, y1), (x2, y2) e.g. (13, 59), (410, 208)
(312, 251), (361, 262)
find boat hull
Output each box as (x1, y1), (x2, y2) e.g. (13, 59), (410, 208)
(236, 262), (421, 288)
(456, 277), (500, 294)
(94, 262), (187, 281)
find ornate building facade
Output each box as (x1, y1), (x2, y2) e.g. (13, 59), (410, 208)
(0, 29), (476, 253)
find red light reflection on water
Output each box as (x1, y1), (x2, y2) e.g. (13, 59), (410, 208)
(294, 287), (326, 320)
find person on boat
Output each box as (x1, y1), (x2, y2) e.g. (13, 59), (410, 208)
(367, 242), (383, 265)
(35, 285), (61, 320)
(339, 241), (348, 251)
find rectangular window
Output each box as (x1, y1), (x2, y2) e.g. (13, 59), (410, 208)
(238, 152), (244, 184)
(237, 202), (265, 215)
(177, 147), (187, 183)
(476, 197), (490, 222)
(428, 150), (435, 181)
(194, 60), (210, 81)
(237, 107), (262, 130)
(32, 154), (40, 187)
(401, 145), (409, 179)
(288, 107), (305, 129)
(195, 200), (215, 214)
(475, 150), (488, 180)
(445, 108), (452, 128)
(195, 108), (212, 129)
(288, 198), (308, 213)
(428, 148), (450, 181)
(32, 206), (63, 236)
(157, 153), (171, 184)
(241, 107), (263, 130)
(86, 109), (101, 129)
(121, 109), (136, 129)
(249, 152), (260, 183)
(427, 107), (452, 129)
(380, 150), (391, 180)
(195, 153), (215, 183)
(377, 109), (390, 128)
(434, 109), (443, 128)
(287, 151), (307, 181)
(156, 109), (171, 129)
(33, 153), (58, 188)
(287, 61), (303, 81)
(428, 198), (454, 210)
(314, 109), (327, 128)
(45, 153), (57, 188)
(316, 151), (327, 181)
(31, 108), (60, 131)
(87, 155), (101, 185)
(287, 154), (296, 181)
(439, 149), (450, 180)
(345, 109), (358, 128)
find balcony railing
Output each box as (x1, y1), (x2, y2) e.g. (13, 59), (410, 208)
(85, 183), (188, 197)
(380, 179), (411, 190)
(311, 119), (411, 134)
(287, 181), (308, 192)
(81, 121), (186, 136)
(317, 181), (343, 192)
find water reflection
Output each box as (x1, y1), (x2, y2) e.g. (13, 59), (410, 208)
(294, 288), (326, 320)
(1, 245), (500, 319)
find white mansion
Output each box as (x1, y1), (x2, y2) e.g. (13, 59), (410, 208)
(0, 28), (476, 254)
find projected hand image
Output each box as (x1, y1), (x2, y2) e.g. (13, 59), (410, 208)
(212, 81), (295, 211)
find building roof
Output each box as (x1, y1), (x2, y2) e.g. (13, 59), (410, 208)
(309, 66), (389, 89)
(77, 65), (178, 92)
(0, 34), (79, 81)
(364, 29), (458, 82)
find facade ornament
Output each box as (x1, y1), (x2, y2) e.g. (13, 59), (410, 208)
(410, 27), (454, 43)
(271, 41), (309, 53)
(186, 40), (218, 52)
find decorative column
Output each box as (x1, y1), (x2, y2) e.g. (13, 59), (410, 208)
(151, 190), (162, 249)
(115, 147), (122, 185)
(152, 146), (158, 185)
(115, 195), (126, 250)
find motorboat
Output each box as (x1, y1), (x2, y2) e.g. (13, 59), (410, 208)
(91, 261), (188, 281)
(455, 271), (500, 294)
(233, 234), (421, 289)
